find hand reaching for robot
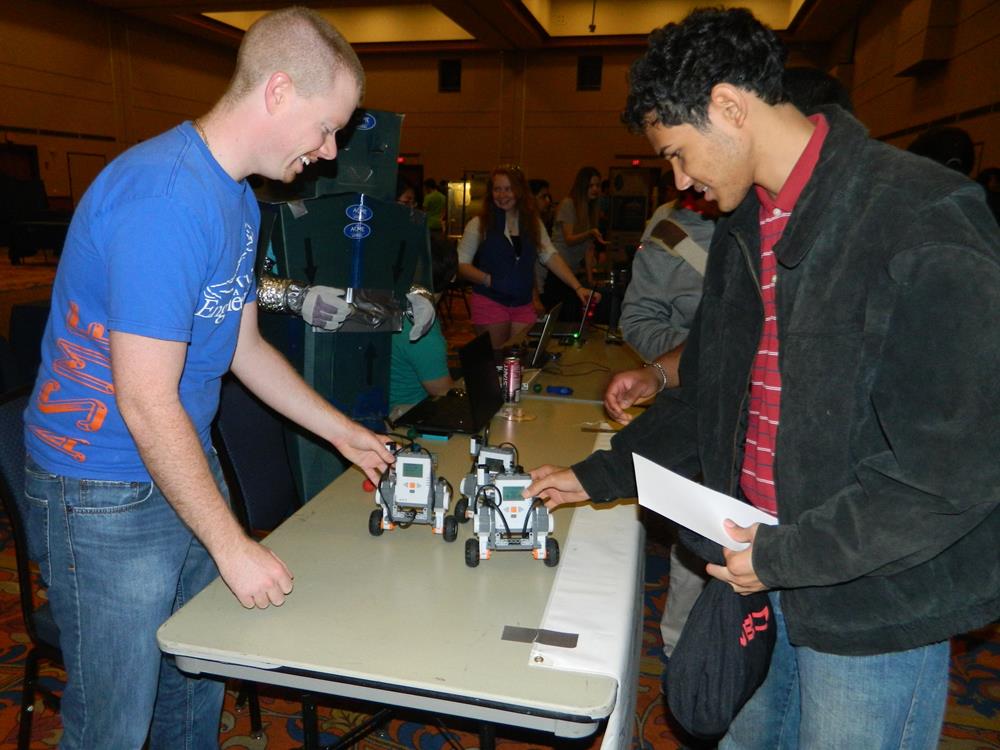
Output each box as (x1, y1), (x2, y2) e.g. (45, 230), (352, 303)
(301, 286), (350, 331)
(524, 465), (591, 510)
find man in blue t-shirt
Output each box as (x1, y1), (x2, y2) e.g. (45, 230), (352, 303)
(22, 9), (394, 748)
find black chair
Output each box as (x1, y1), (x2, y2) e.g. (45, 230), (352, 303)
(213, 376), (301, 739)
(0, 334), (23, 395)
(9, 300), (52, 400)
(436, 279), (471, 328)
(0, 389), (64, 750)
(213, 377), (392, 749)
(214, 375), (302, 535)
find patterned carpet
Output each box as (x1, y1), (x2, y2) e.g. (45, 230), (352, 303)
(0, 510), (998, 749)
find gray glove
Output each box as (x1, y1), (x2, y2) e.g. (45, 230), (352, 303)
(301, 286), (350, 331)
(406, 287), (436, 341)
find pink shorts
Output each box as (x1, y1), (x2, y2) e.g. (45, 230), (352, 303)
(470, 292), (537, 326)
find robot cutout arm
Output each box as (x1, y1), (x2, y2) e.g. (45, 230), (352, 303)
(257, 273), (350, 331)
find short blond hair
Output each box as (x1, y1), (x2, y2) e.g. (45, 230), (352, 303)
(224, 6), (364, 105)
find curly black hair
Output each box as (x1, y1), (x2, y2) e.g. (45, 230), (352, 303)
(622, 7), (787, 132)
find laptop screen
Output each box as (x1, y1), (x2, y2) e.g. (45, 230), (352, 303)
(527, 302), (562, 368)
(460, 332), (504, 425)
(571, 288), (596, 339)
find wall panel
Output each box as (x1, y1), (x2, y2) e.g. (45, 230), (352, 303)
(1, 0), (997, 206)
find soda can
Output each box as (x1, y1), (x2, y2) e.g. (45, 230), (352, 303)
(503, 356), (521, 403)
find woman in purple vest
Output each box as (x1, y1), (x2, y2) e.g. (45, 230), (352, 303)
(457, 165), (598, 350)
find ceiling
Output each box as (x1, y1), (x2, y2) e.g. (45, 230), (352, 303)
(87, 0), (867, 59)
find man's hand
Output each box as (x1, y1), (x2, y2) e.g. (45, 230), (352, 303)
(406, 288), (436, 340)
(604, 367), (660, 423)
(706, 520), (767, 595)
(216, 537), (294, 609)
(331, 424), (395, 485)
(302, 286), (350, 330)
(524, 465), (590, 510)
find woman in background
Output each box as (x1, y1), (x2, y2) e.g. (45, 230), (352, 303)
(543, 166), (606, 319)
(457, 165), (596, 351)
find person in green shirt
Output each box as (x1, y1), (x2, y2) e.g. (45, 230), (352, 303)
(389, 236), (457, 419)
(422, 177), (446, 234)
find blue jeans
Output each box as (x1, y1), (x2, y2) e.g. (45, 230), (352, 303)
(720, 592), (950, 750)
(24, 452), (227, 750)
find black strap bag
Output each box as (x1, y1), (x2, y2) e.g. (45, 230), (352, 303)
(662, 528), (776, 739)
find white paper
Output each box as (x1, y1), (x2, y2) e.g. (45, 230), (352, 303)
(632, 453), (777, 550)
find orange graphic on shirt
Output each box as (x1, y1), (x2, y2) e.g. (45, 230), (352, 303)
(32, 301), (115, 464)
(52, 338), (114, 395)
(66, 301), (110, 351)
(36, 380), (107, 432)
(28, 426), (89, 463)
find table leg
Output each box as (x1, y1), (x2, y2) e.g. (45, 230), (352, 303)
(302, 693), (320, 750)
(479, 722), (496, 750)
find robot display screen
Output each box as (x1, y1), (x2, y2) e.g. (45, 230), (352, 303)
(402, 462), (425, 478)
(502, 485), (524, 501)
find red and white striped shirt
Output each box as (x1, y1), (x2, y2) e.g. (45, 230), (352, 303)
(739, 114), (829, 515)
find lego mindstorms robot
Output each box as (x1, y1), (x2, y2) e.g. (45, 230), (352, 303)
(455, 435), (559, 568)
(368, 442), (458, 542)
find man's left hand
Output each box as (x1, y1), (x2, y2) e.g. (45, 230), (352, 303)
(406, 288), (436, 340)
(706, 520), (768, 595)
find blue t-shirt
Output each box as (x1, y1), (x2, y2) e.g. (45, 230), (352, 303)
(24, 122), (260, 481)
(389, 318), (450, 409)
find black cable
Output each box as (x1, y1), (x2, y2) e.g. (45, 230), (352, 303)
(472, 484), (498, 514)
(543, 365), (611, 377)
(476, 485), (513, 537)
(520, 498), (543, 539)
(496, 441), (519, 468)
(377, 472), (415, 527)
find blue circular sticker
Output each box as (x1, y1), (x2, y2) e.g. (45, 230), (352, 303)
(344, 222), (372, 240)
(358, 113), (376, 130)
(345, 203), (373, 222)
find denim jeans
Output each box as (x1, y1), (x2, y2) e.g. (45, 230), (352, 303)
(720, 592), (950, 750)
(24, 451), (227, 750)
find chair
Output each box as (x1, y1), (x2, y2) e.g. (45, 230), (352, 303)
(0, 334), (23, 395)
(9, 299), (51, 390)
(214, 375), (302, 535)
(213, 378), (392, 748)
(0, 388), (64, 750)
(436, 279), (471, 328)
(213, 376), (301, 738)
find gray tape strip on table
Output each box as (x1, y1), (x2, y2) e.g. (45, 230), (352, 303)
(502, 625), (579, 648)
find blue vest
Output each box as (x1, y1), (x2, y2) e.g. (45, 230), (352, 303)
(472, 207), (538, 307)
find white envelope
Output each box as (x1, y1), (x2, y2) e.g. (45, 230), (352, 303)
(632, 453), (778, 550)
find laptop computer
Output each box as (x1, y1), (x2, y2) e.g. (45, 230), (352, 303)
(527, 288), (595, 342)
(392, 332), (503, 436)
(516, 302), (561, 368)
